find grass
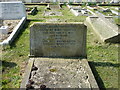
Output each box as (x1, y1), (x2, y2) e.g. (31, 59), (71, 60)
(1, 5), (119, 89)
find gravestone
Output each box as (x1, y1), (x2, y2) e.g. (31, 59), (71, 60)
(30, 22), (87, 57)
(21, 22), (99, 89)
(85, 16), (119, 43)
(0, 1), (26, 20)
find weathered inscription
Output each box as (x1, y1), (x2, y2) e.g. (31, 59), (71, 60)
(30, 22), (87, 57)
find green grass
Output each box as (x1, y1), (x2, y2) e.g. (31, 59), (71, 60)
(27, 5), (87, 22)
(1, 5), (119, 89)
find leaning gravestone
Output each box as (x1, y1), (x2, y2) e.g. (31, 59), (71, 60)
(85, 16), (119, 43)
(0, 1), (26, 20)
(21, 22), (98, 89)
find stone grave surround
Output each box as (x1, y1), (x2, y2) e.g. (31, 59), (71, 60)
(48, 4), (61, 10)
(0, 1), (26, 20)
(20, 22), (99, 89)
(30, 22), (87, 58)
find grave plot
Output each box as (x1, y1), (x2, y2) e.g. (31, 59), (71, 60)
(0, 1), (26, 45)
(98, 6), (117, 16)
(44, 4), (62, 16)
(0, 20), (20, 42)
(44, 11), (63, 16)
(21, 22), (98, 89)
(68, 5), (92, 16)
(26, 6), (38, 15)
(87, 6), (118, 16)
(87, 6), (107, 16)
(99, 6), (120, 16)
(47, 4), (61, 10)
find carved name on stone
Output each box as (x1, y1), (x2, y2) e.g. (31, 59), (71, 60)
(30, 22), (87, 57)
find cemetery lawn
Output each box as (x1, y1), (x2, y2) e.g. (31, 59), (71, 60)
(2, 5), (119, 89)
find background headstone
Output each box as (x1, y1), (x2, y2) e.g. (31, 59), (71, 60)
(0, 1), (26, 20)
(30, 22), (87, 57)
(85, 16), (119, 43)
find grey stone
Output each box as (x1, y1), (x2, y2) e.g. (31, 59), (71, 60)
(0, 26), (8, 35)
(30, 22), (87, 57)
(0, 17), (26, 45)
(48, 4), (61, 10)
(85, 16), (119, 43)
(30, 58), (91, 88)
(0, 26), (8, 40)
(46, 18), (66, 22)
(0, 1), (26, 20)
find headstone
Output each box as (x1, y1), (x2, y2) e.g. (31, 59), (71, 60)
(0, 1), (26, 20)
(30, 22), (87, 57)
(85, 16), (119, 43)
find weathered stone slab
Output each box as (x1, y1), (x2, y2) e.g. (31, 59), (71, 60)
(85, 16), (119, 43)
(48, 4), (61, 10)
(30, 22), (87, 57)
(0, 1), (26, 20)
(21, 58), (99, 89)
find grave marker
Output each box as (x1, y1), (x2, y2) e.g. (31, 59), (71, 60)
(0, 1), (26, 20)
(30, 22), (87, 57)
(85, 16), (119, 43)
(21, 22), (99, 89)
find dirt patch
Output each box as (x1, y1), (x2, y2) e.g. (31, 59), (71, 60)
(0, 20), (20, 42)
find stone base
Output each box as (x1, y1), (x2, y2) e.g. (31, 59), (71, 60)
(21, 58), (98, 89)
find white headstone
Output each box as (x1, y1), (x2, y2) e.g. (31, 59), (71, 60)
(0, 1), (26, 20)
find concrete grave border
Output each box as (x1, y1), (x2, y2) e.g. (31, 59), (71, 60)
(0, 17), (27, 45)
(20, 58), (99, 89)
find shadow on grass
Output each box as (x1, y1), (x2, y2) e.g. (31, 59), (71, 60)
(10, 20), (30, 48)
(27, 19), (44, 22)
(2, 60), (17, 68)
(89, 61), (119, 90)
(1, 60), (17, 72)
